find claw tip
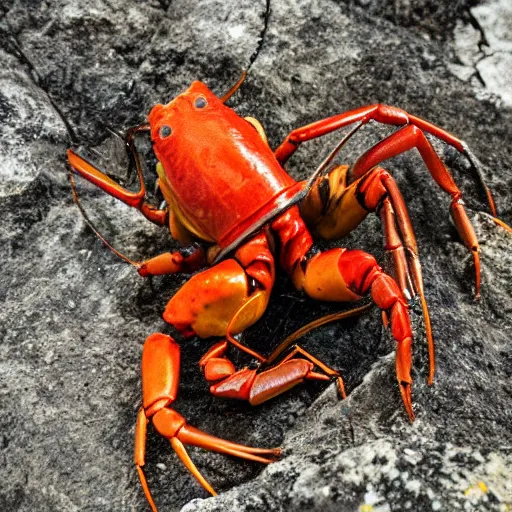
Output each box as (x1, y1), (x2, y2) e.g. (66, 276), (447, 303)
(399, 382), (415, 422)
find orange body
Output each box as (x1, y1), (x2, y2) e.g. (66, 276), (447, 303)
(148, 81), (298, 248)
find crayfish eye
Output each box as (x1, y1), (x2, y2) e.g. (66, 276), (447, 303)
(159, 125), (172, 138)
(194, 96), (208, 109)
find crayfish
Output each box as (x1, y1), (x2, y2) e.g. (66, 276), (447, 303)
(67, 74), (506, 511)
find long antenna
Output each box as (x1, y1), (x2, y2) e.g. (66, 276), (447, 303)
(69, 171), (140, 267)
(263, 303), (372, 368)
(220, 71), (248, 103)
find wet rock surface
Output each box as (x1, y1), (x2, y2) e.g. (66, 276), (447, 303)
(0, 1), (511, 511)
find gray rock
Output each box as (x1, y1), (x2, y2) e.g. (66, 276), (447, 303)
(451, 0), (512, 106)
(0, 1), (511, 511)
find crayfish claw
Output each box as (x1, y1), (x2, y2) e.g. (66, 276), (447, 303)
(170, 437), (218, 496)
(399, 381), (415, 422)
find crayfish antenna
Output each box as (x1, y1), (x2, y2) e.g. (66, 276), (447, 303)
(264, 304), (372, 367)
(68, 170), (141, 268)
(220, 70), (247, 103)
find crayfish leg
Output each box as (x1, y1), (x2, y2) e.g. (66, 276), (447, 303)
(136, 331), (281, 510)
(134, 409), (157, 512)
(302, 165), (435, 383)
(273, 208), (416, 421)
(351, 124), (481, 298)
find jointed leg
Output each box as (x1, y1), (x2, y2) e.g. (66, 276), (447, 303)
(379, 197), (414, 297)
(301, 165), (421, 300)
(199, 339), (347, 406)
(272, 207), (416, 420)
(276, 105), (512, 304)
(136, 244), (206, 277)
(302, 164), (434, 382)
(279, 345), (347, 398)
(198, 306), (373, 405)
(362, 168), (435, 381)
(68, 124), (168, 226)
(351, 125), (481, 297)
(135, 332), (280, 511)
(274, 103), (496, 217)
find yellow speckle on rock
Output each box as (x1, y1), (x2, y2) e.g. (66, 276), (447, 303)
(477, 481), (488, 493)
(464, 481), (488, 497)
(359, 506), (374, 512)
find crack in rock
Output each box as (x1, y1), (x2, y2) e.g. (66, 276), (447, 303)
(4, 32), (77, 142)
(450, 0), (512, 105)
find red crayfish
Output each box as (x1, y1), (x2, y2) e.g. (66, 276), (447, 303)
(67, 74), (505, 511)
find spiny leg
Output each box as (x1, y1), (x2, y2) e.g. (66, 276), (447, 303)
(350, 124), (481, 297)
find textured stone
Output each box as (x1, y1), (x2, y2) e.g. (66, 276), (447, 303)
(451, 0), (512, 106)
(0, 1), (511, 511)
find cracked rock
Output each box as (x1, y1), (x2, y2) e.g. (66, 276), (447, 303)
(452, 0), (512, 106)
(1, 1), (511, 511)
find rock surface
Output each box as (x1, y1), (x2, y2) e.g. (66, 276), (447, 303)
(0, 1), (511, 511)
(451, 0), (512, 106)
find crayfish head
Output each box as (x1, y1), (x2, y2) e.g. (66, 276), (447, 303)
(148, 81), (225, 163)
(148, 81), (231, 176)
